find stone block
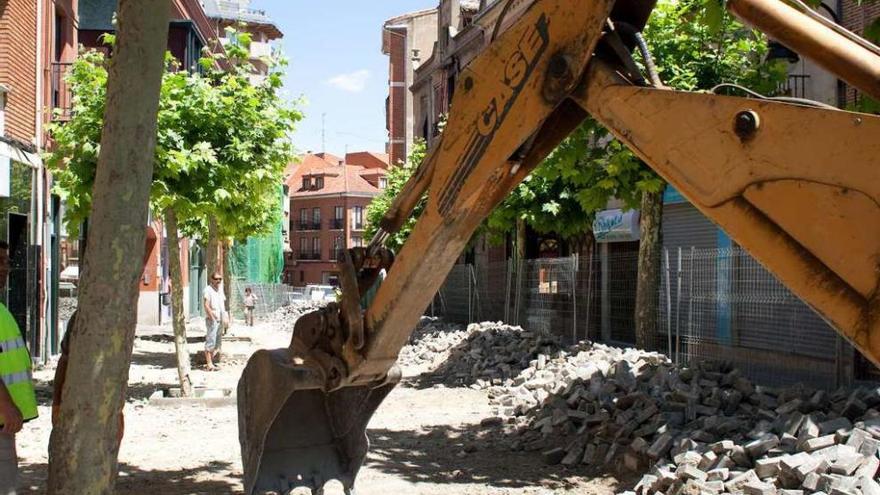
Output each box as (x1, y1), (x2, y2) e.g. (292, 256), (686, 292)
(746, 435), (780, 457)
(542, 447), (566, 465)
(743, 480), (778, 495)
(804, 435), (837, 452)
(829, 454), (864, 476)
(855, 455), (878, 478)
(725, 469), (760, 493)
(861, 477), (880, 495)
(802, 472), (821, 491)
(677, 463), (708, 482)
(699, 451), (718, 471)
(845, 428), (870, 451)
(756, 456), (785, 479)
(706, 467), (730, 481)
(819, 418), (854, 436)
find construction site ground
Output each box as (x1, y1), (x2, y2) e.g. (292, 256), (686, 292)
(13, 319), (625, 495)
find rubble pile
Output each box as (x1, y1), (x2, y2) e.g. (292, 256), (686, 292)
(58, 296), (77, 322)
(398, 320), (880, 494)
(494, 343), (880, 495)
(400, 320), (564, 386)
(397, 318), (472, 369)
(261, 301), (325, 332)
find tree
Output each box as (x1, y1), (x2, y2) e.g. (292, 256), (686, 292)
(365, 139), (426, 251)
(488, 0), (786, 348)
(47, 30), (302, 396)
(46, 1), (170, 492)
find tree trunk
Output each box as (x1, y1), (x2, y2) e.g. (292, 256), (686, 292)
(635, 188), (663, 350)
(206, 216), (220, 277)
(223, 240), (233, 317)
(515, 217), (526, 261)
(165, 208), (192, 397)
(47, 2), (170, 493)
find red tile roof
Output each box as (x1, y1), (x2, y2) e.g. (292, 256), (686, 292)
(345, 151), (390, 170)
(288, 152), (388, 197)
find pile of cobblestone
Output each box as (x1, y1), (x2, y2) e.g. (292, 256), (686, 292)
(261, 301), (325, 333)
(400, 320), (880, 494)
(399, 320), (563, 386)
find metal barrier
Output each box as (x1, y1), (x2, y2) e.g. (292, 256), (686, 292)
(431, 246), (850, 388)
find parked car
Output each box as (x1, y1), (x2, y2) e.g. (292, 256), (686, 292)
(305, 285), (337, 303)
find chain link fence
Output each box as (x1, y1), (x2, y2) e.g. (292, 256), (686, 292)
(431, 245), (849, 388)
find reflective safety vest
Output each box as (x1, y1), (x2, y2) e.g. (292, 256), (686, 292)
(0, 303), (37, 425)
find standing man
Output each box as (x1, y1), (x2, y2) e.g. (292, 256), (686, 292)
(0, 241), (38, 495)
(203, 272), (226, 371)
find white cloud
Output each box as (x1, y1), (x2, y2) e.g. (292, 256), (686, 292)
(327, 70), (370, 93)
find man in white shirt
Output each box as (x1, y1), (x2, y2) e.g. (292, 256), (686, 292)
(203, 272), (226, 371)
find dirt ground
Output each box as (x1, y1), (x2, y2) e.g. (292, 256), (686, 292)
(14, 319), (626, 494)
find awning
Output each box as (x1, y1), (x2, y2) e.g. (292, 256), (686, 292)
(0, 141), (41, 169)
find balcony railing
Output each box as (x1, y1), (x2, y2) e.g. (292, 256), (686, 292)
(330, 219), (344, 230)
(296, 251), (321, 260)
(331, 249), (347, 261)
(351, 223), (364, 231)
(778, 74), (811, 99)
(51, 62), (73, 121)
(297, 221), (323, 231)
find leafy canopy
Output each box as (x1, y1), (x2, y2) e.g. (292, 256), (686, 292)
(46, 29), (303, 239)
(365, 139), (426, 251)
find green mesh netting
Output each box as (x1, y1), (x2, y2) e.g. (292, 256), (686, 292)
(228, 186), (285, 284)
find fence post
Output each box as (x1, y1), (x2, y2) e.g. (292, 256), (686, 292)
(675, 247), (682, 365)
(664, 248), (672, 358)
(504, 257), (512, 323)
(572, 254), (578, 343)
(686, 247), (695, 366)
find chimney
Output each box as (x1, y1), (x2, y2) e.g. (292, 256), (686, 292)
(338, 160), (344, 166)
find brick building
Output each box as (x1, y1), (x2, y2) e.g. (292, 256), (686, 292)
(285, 152), (388, 286)
(841, 0), (880, 107)
(382, 8), (438, 166)
(0, 0), (79, 359)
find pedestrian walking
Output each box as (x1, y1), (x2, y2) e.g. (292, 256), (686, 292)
(244, 287), (258, 327)
(203, 272), (226, 371)
(0, 241), (38, 495)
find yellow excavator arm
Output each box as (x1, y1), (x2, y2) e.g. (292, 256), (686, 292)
(238, 0), (880, 492)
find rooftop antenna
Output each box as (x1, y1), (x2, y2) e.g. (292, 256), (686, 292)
(321, 113), (326, 153)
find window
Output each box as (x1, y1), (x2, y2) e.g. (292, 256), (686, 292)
(302, 177), (310, 189)
(312, 237), (321, 259)
(351, 206), (364, 230)
(312, 207), (321, 228)
(299, 271), (304, 282)
(352, 236), (363, 248)
(379, 177), (388, 189)
(333, 236), (343, 260)
(299, 237), (307, 256)
(315, 176), (324, 189)
(299, 208), (308, 230)
(334, 206), (343, 220)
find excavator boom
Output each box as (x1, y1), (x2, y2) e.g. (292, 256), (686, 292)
(238, 0), (880, 492)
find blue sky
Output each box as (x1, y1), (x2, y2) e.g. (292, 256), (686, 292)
(252, 1), (437, 157)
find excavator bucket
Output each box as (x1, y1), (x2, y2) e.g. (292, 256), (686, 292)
(238, 342), (399, 495)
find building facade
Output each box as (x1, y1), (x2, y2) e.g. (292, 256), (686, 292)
(0, 0), (79, 359)
(285, 152), (388, 287)
(382, 8), (438, 166)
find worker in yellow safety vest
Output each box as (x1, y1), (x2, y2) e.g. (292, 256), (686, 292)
(0, 240), (38, 495)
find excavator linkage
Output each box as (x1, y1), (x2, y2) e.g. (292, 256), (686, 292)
(238, 0), (880, 491)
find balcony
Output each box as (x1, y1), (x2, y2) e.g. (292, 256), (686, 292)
(297, 221), (322, 231)
(250, 41), (272, 59)
(296, 251), (321, 261)
(50, 62), (73, 121)
(778, 74), (810, 99)
(330, 219), (344, 230)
